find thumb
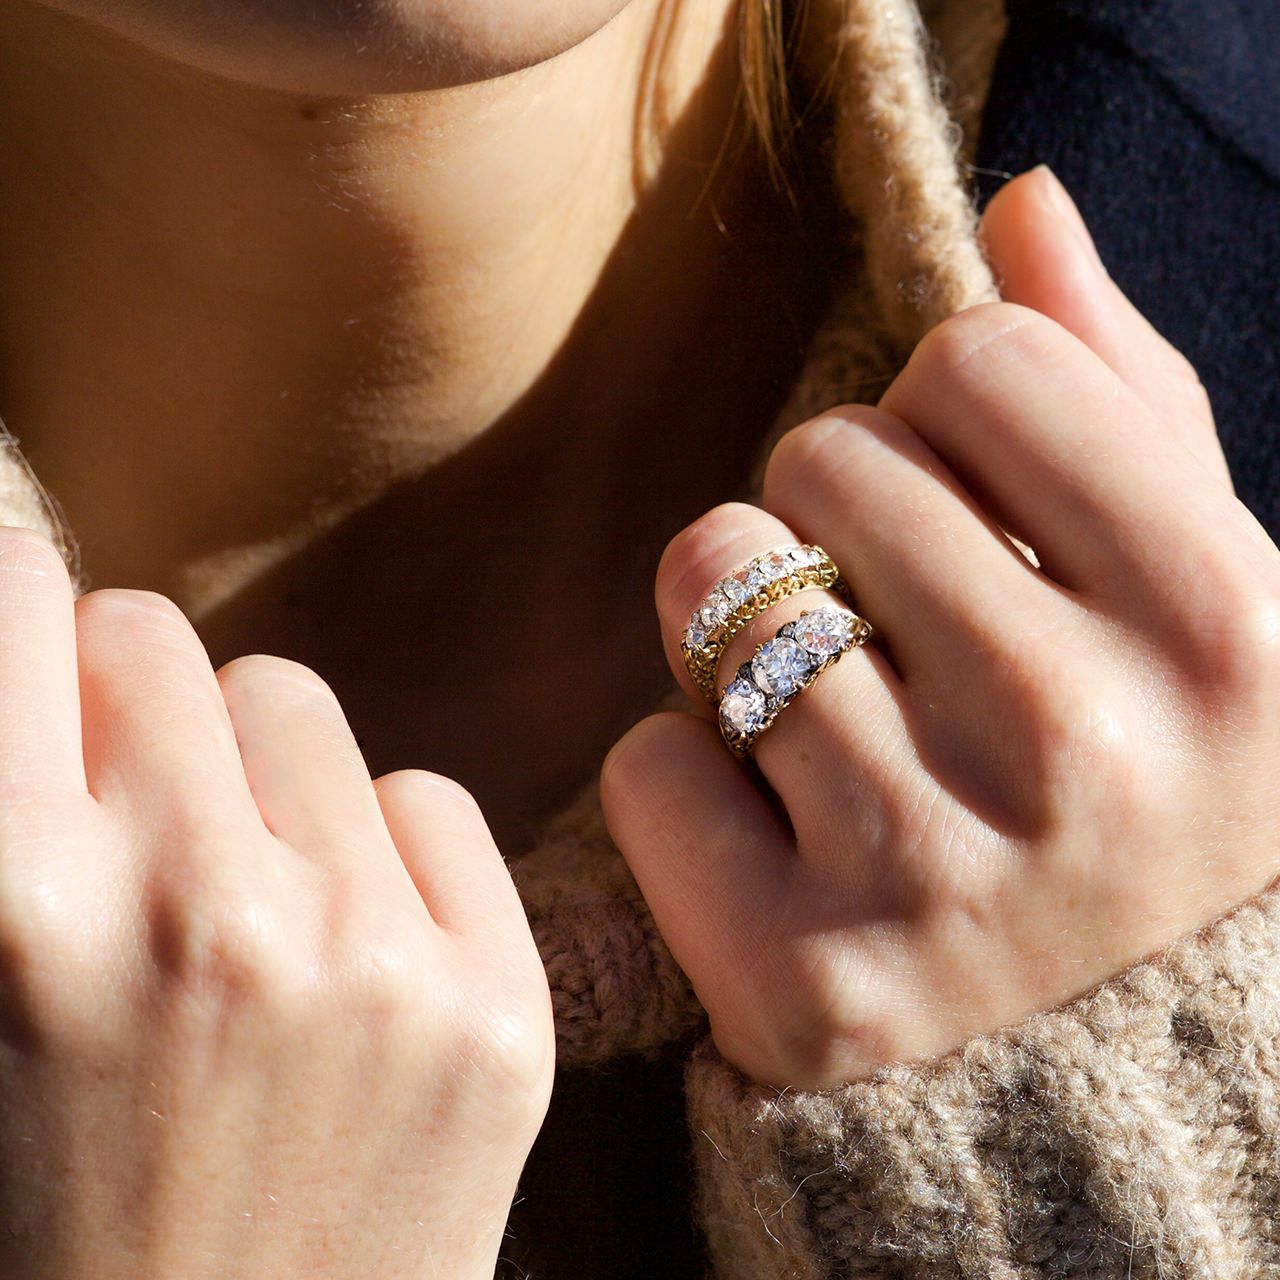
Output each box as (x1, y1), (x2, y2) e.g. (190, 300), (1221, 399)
(981, 166), (1228, 484)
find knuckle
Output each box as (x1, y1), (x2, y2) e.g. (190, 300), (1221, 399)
(1159, 543), (1280, 705)
(764, 411), (857, 498)
(0, 527), (72, 599)
(995, 646), (1133, 794)
(344, 918), (553, 1102)
(218, 653), (337, 708)
(377, 768), (480, 817)
(77, 588), (198, 652)
(763, 406), (921, 518)
(908, 301), (1049, 387)
(147, 858), (303, 1014)
(656, 501), (770, 617)
(453, 976), (555, 1101)
(1162, 345), (1213, 418)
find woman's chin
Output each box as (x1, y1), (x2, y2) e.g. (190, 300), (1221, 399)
(33, 0), (638, 94)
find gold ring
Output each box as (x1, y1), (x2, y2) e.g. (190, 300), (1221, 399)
(718, 606), (872, 756)
(682, 545), (847, 701)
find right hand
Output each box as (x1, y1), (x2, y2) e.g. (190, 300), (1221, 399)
(0, 529), (553, 1279)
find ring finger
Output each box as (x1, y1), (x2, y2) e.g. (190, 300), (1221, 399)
(217, 654), (407, 880)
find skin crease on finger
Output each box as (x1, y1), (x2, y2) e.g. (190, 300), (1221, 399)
(30, 0), (638, 93)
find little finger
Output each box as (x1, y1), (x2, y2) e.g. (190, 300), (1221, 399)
(374, 770), (523, 938)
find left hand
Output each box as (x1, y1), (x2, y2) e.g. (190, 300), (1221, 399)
(602, 167), (1280, 1089)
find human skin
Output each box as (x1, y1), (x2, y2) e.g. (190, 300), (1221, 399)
(31, 0), (635, 91)
(603, 167), (1280, 1088)
(0, 538), (555, 1279)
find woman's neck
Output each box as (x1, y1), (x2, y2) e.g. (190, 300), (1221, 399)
(0, 0), (749, 608)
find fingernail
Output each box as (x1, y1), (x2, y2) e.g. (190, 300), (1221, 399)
(1031, 165), (1103, 267)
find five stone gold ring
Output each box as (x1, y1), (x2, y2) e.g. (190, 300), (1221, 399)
(682, 544), (848, 701)
(719, 606), (872, 757)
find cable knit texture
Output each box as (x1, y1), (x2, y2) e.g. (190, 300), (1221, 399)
(515, 769), (707, 1066)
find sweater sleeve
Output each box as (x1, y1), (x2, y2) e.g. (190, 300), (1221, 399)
(514, 779), (707, 1066)
(686, 882), (1280, 1278)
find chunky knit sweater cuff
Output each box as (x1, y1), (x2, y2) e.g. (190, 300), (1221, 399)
(686, 881), (1280, 1279)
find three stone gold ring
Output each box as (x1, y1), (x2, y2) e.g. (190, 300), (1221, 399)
(718, 606), (872, 756)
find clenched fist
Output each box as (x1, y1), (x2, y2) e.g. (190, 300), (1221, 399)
(0, 540), (553, 1279)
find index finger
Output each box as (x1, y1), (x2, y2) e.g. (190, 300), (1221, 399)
(0, 528), (87, 811)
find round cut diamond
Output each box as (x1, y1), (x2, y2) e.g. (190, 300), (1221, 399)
(720, 678), (767, 737)
(686, 619), (708, 650)
(752, 636), (814, 697)
(794, 608), (853, 658)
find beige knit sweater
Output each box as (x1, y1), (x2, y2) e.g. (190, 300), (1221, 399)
(4, 1), (1278, 1275)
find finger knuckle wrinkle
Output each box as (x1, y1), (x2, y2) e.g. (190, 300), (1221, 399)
(219, 654), (337, 714)
(382, 768), (480, 815)
(768, 414), (856, 493)
(912, 303), (1051, 387)
(80, 589), (196, 649)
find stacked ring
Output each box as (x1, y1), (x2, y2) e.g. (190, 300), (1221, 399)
(719, 606), (872, 756)
(681, 544), (847, 701)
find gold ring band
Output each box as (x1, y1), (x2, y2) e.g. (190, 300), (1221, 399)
(718, 606), (871, 756)
(682, 545), (846, 701)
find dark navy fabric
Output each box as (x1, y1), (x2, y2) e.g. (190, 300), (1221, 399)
(974, 0), (1280, 543)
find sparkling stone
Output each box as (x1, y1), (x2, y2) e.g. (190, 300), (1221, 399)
(758, 550), (794, 583)
(794, 608), (854, 658)
(719, 570), (754, 607)
(686, 619), (708, 650)
(720, 678), (767, 736)
(708, 592), (733, 625)
(752, 636), (815, 698)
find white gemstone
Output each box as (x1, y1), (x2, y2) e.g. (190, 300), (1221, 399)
(758, 550), (793, 583)
(752, 636), (814, 697)
(686, 620), (708, 650)
(719, 570), (754, 607)
(720, 679), (767, 736)
(794, 608), (853, 658)
(708, 592), (732, 625)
